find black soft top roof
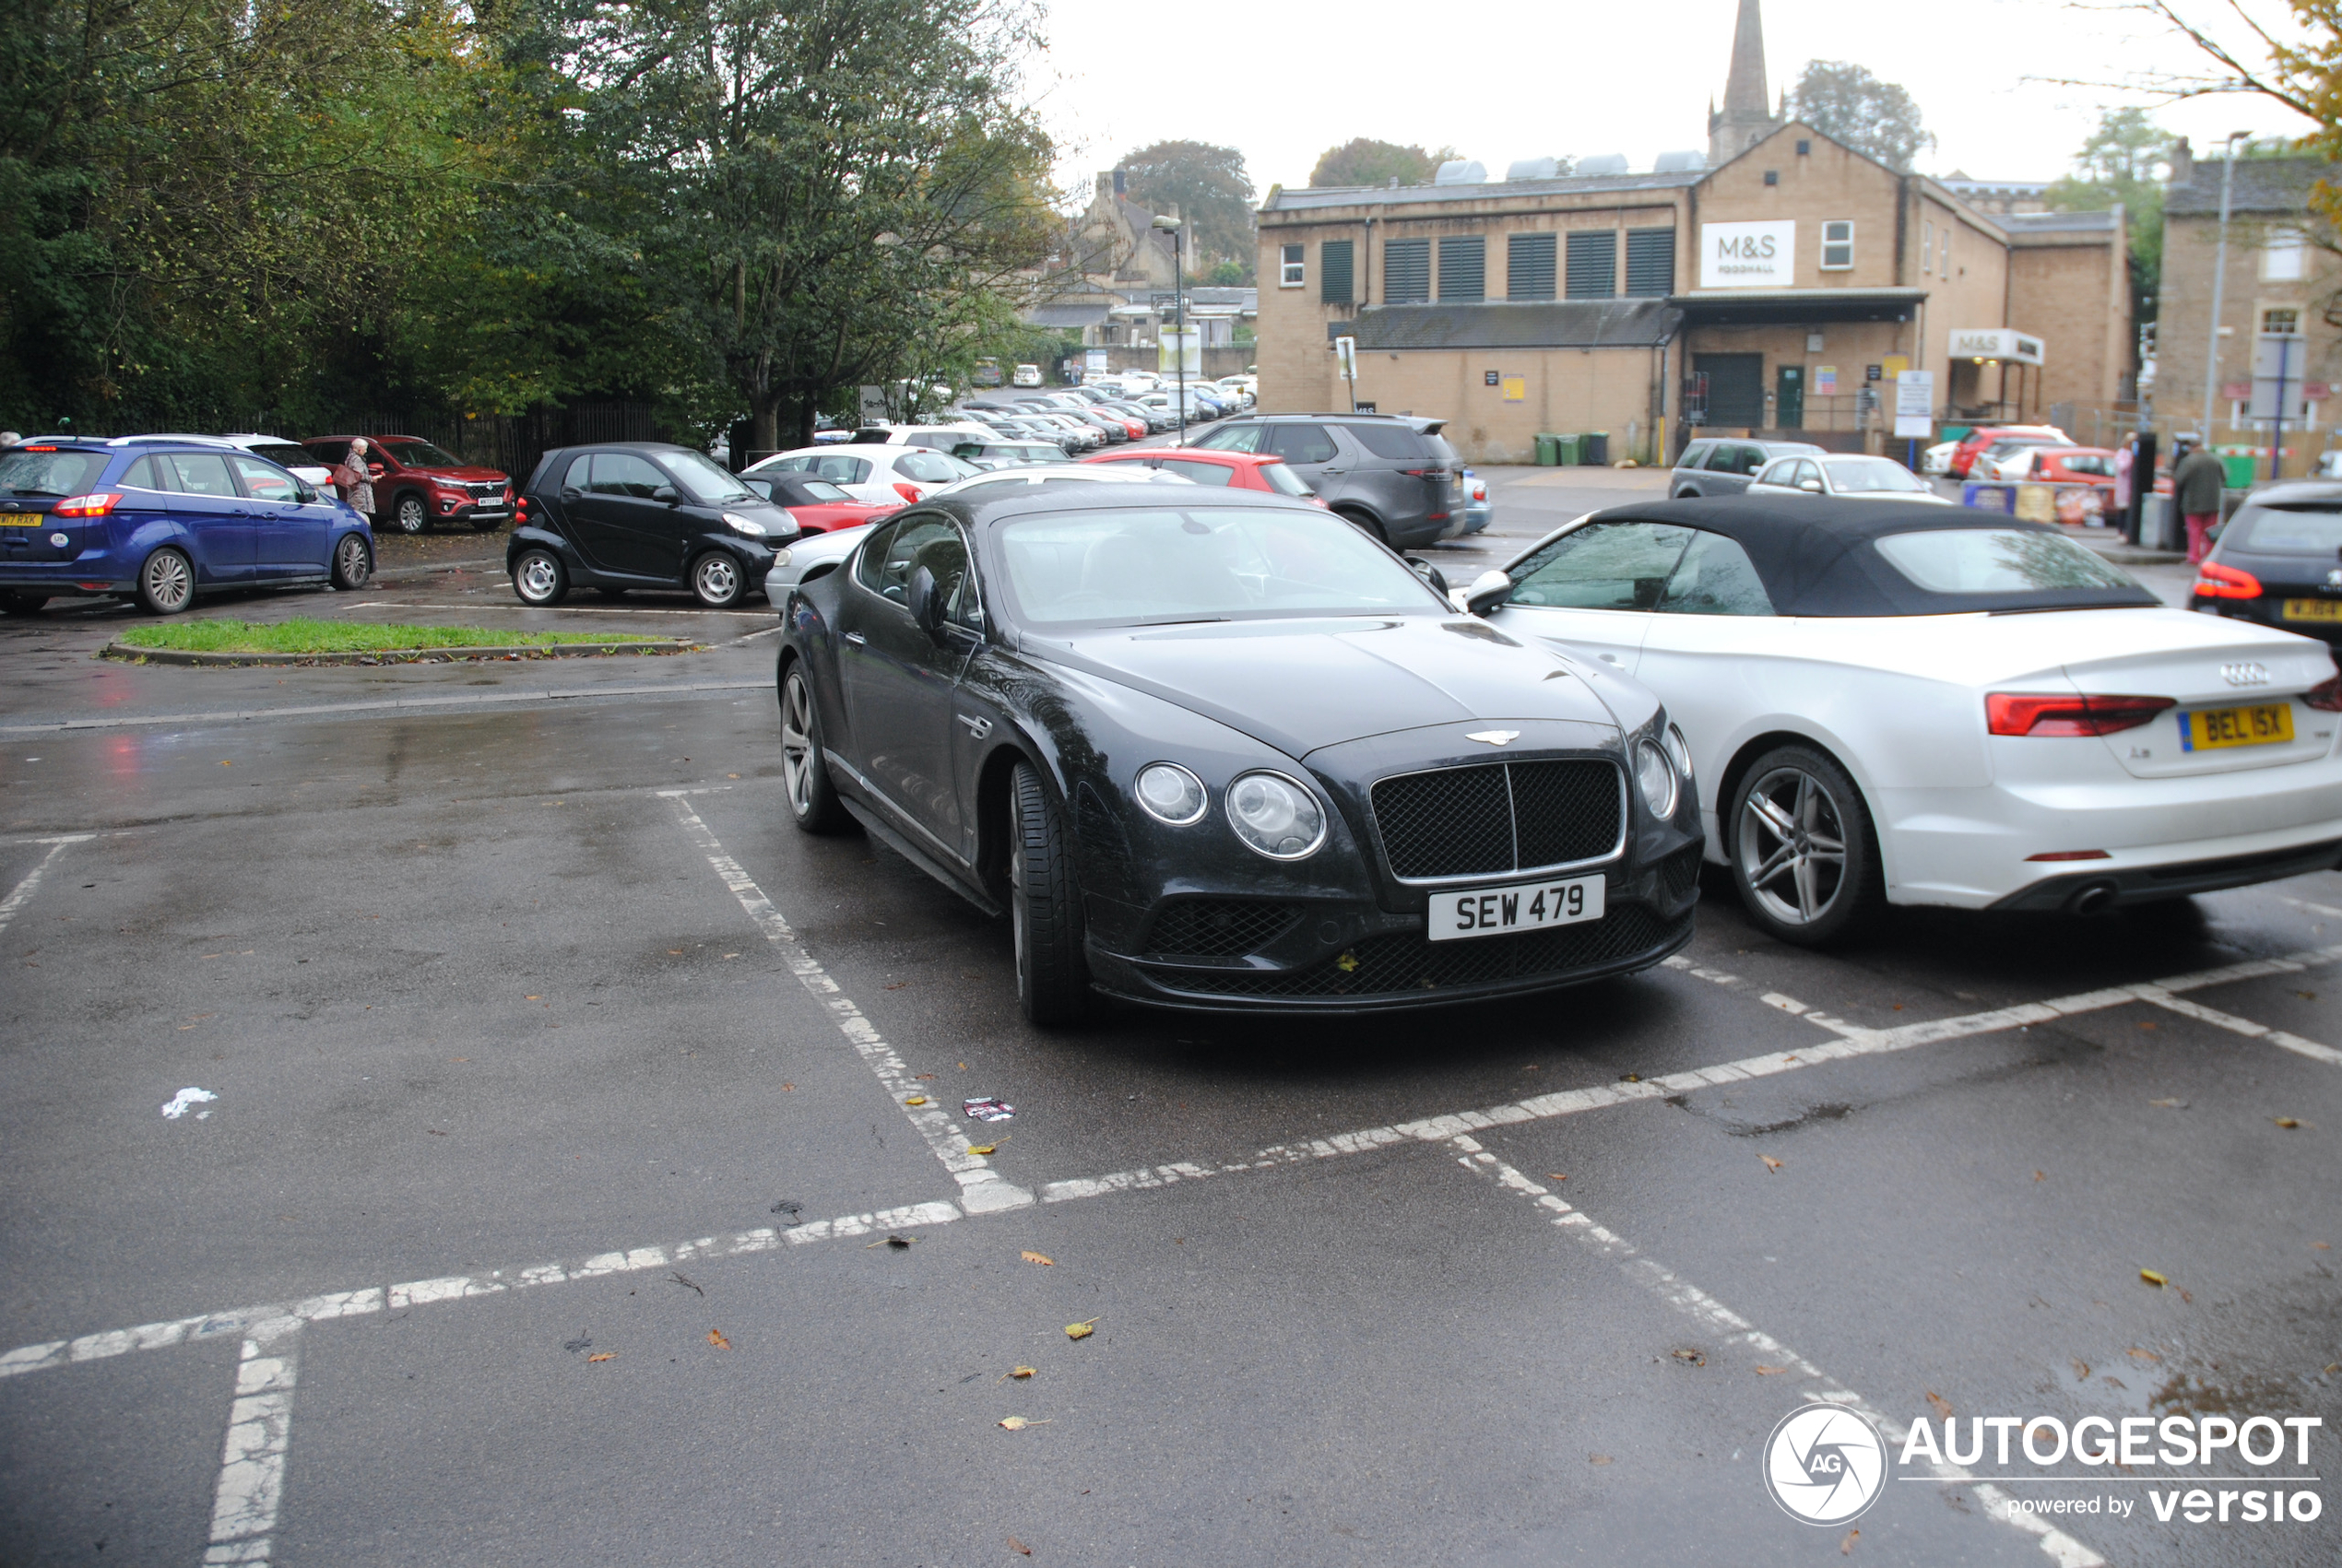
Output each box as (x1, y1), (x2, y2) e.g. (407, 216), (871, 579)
(1555, 494), (2159, 617)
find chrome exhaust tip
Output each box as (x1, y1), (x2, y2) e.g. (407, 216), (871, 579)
(2068, 880), (2120, 915)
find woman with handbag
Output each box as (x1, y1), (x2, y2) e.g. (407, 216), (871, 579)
(336, 438), (377, 520)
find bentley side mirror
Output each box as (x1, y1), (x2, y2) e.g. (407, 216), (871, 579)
(1463, 569), (1513, 617)
(907, 564), (946, 641)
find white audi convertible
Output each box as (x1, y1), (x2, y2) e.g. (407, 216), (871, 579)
(1469, 498), (2342, 944)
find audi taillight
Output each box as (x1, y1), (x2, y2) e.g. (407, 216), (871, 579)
(893, 482), (922, 502)
(1986, 692), (2176, 737)
(52, 492), (121, 517)
(2307, 659), (2342, 713)
(2192, 560), (2262, 599)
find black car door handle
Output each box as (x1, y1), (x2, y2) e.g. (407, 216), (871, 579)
(844, 631), (867, 645)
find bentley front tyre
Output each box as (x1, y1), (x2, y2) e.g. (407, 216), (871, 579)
(691, 551), (746, 608)
(136, 548), (195, 615)
(511, 548), (569, 607)
(330, 534), (373, 590)
(1728, 744), (1879, 947)
(1010, 760), (1090, 1025)
(779, 663), (850, 834)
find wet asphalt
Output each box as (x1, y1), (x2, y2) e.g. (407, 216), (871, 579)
(0, 469), (2334, 1567)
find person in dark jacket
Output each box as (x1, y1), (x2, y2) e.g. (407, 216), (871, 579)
(2171, 441), (2227, 563)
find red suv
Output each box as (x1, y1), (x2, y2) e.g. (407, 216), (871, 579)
(302, 435), (514, 535)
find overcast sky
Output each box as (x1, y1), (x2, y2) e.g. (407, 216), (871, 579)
(1032, 0), (2317, 201)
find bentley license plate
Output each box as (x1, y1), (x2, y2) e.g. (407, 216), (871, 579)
(2180, 702), (2294, 751)
(1427, 875), (1605, 942)
(2281, 598), (2342, 621)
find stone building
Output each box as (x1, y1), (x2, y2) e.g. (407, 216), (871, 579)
(1250, 0), (2133, 463)
(2155, 141), (2341, 473)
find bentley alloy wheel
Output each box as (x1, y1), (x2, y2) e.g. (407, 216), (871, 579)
(779, 664), (848, 832)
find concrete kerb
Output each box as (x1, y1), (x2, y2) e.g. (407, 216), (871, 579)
(101, 639), (698, 667)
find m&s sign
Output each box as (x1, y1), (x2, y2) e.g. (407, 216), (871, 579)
(1700, 220), (1796, 288)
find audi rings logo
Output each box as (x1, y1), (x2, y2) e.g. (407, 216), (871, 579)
(2221, 661), (2272, 687)
(1762, 1403), (1887, 1525)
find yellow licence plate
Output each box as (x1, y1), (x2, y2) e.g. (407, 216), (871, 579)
(0, 516), (40, 526)
(2282, 598), (2342, 621)
(2181, 702), (2294, 751)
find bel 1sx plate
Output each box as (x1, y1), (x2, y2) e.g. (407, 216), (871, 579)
(1427, 875), (1605, 942)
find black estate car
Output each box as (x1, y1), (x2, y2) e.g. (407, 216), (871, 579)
(1191, 414), (1461, 548)
(507, 442), (799, 607)
(2193, 480), (2342, 644)
(774, 485), (1702, 1022)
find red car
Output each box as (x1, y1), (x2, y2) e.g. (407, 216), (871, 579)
(1947, 424), (2069, 479)
(742, 473), (896, 534)
(302, 435), (514, 536)
(2003, 446), (2119, 487)
(1080, 447), (1328, 504)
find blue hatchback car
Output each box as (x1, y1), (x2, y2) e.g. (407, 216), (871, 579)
(0, 437), (375, 615)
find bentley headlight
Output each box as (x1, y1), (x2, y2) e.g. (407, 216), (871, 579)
(1225, 771), (1326, 859)
(1662, 723), (1693, 784)
(1633, 738), (1678, 819)
(723, 512), (767, 536)
(1134, 762), (1207, 825)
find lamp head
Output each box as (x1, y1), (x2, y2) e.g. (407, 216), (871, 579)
(1151, 216), (1181, 232)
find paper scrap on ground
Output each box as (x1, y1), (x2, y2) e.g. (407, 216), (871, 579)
(161, 1088), (218, 1120)
(964, 1097), (1014, 1122)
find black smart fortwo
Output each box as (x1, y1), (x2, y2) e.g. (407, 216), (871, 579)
(507, 442), (799, 608)
(773, 484), (1702, 1022)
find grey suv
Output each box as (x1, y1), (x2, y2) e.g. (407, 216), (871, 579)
(1193, 414), (1461, 548)
(1669, 436), (1826, 498)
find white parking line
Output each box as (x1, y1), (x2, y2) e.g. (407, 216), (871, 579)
(203, 1317), (301, 1567)
(658, 791), (1033, 1214)
(1446, 1136), (2105, 1568)
(0, 834), (88, 935)
(2132, 985), (2342, 1066)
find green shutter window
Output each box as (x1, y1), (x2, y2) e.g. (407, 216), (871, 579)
(1508, 233), (1556, 300)
(1320, 240), (1354, 304)
(1437, 236), (1485, 301)
(1385, 238), (1431, 303)
(1625, 228), (1675, 297)
(1566, 230), (1616, 299)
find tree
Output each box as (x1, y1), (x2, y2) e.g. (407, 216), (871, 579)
(1117, 139), (1255, 280)
(1787, 61), (1935, 171)
(1307, 137), (1462, 188)
(564, 0), (1063, 450)
(2045, 108), (2172, 325)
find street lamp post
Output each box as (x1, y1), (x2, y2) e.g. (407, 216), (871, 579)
(2201, 131), (2253, 454)
(1152, 215), (1185, 446)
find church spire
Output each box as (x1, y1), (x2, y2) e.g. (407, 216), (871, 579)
(1708, 0), (1785, 166)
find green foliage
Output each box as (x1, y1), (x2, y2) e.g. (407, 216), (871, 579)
(117, 619), (656, 653)
(2045, 108), (2170, 324)
(1205, 260), (1247, 287)
(1787, 61), (1934, 171)
(1307, 138), (1461, 188)
(1117, 140), (1256, 279)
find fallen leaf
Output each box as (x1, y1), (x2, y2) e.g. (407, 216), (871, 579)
(2137, 1020), (2159, 1031)
(866, 1234), (913, 1250)
(2149, 1098), (2187, 1108)
(2126, 1347), (2160, 1362)
(1065, 1319), (1097, 1340)
(2299, 990), (2317, 1001)
(915, 1073), (936, 1080)
(1546, 1173), (1568, 1181)
(2103, 1376), (2126, 1390)
(2033, 1171), (2047, 1182)
(586, 1352), (616, 1363)
(1620, 1072), (1642, 1083)
(727, 773), (739, 779)
(2140, 1269), (2168, 1288)
(1841, 1527), (1861, 1555)
(427, 1129), (447, 1137)
(967, 1144), (996, 1155)
(526, 995), (540, 1001)
(2179, 1288), (2193, 1303)
(1760, 1154), (1783, 1172)
(2071, 1359), (2090, 1380)
(1007, 1536), (1032, 1555)
(668, 949), (683, 955)
(1926, 1391), (1954, 1422)
(1022, 1251), (1055, 1267)
(2274, 1117), (2301, 1128)
(1011, 1366), (1035, 1380)
(707, 1329), (731, 1349)
(999, 1416), (1029, 1431)
(780, 1082), (795, 1091)
(1589, 1454), (1613, 1465)
(905, 1095), (929, 1106)
(1755, 1365), (1787, 1375)
(1671, 1349), (1706, 1366)
(2314, 1242), (2331, 1251)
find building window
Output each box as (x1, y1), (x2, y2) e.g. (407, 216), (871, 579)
(1508, 233), (1556, 300)
(1625, 228), (1675, 296)
(1565, 230), (1616, 299)
(1279, 243), (1305, 288)
(1437, 235), (1486, 301)
(1320, 240), (1354, 305)
(2265, 307), (2301, 335)
(1384, 238), (1431, 303)
(2264, 231), (2309, 282)
(1922, 220), (1933, 275)
(1820, 220), (1853, 270)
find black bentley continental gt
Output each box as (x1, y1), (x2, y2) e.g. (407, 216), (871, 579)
(774, 486), (1703, 1021)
